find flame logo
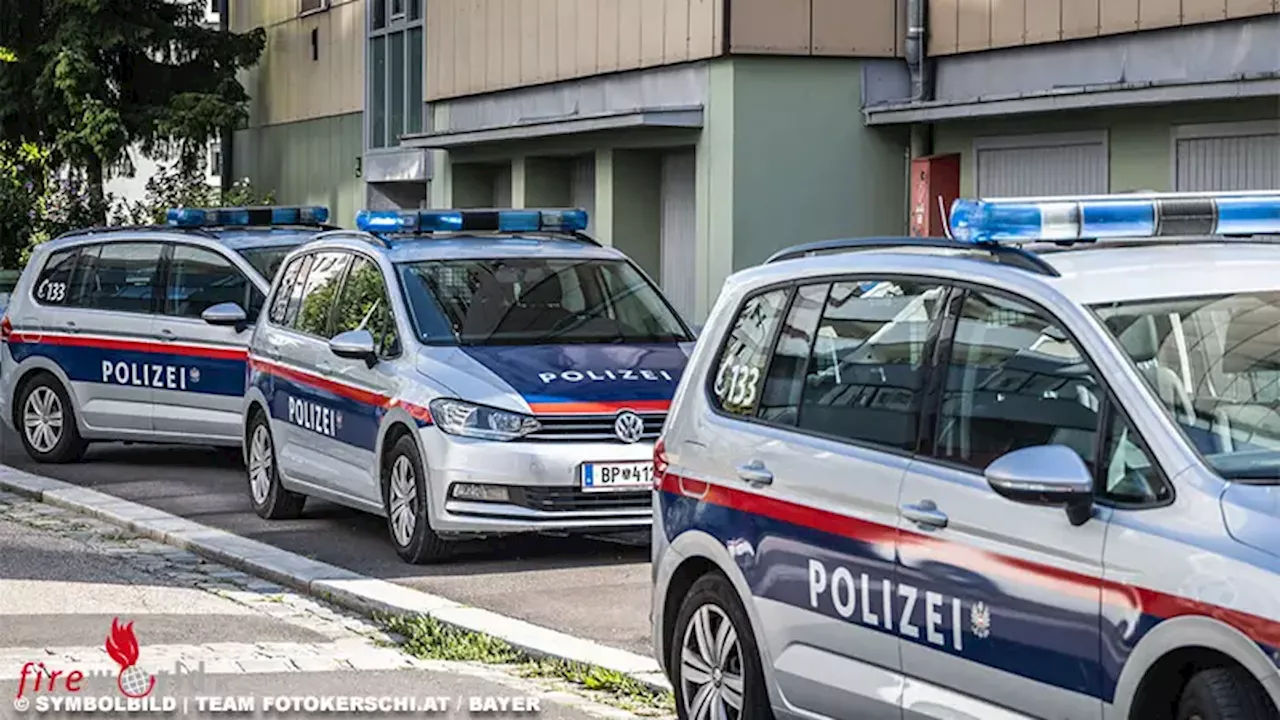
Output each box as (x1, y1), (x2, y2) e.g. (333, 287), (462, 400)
(105, 618), (155, 699)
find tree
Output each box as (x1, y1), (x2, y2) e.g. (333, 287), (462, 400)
(0, 0), (265, 225)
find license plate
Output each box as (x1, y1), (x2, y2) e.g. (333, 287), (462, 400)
(581, 461), (653, 492)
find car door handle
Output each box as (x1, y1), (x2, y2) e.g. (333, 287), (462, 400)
(901, 500), (948, 530)
(736, 461), (774, 486)
(64, 321), (78, 334)
(156, 328), (175, 342)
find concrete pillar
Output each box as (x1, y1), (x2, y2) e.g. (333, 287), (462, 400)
(593, 148), (615, 247)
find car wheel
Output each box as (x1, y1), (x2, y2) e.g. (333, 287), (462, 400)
(382, 434), (450, 564)
(16, 374), (86, 464)
(245, 411), (305, 520)
(1177, 667), (1279, 720)
(670, 573), (773, 720)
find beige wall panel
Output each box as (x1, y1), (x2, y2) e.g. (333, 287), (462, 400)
(690, 0), (719, 57)
(469, 0), (488, 95)
(1061, 0), (1100, 38)
(576, 0), (600, 76)
(519, 0), (539, 85)
(1138, 0), (1182, 29)
(501, 0), (522, 87)
(558, 0), (578, 79)
(618, 0), (644, 70)
(1023, 0), (1062, 43)
(712, 0), (725, 53)
(486, 0), (505, 90)
(812, 0), (897, 56)
(665, 0), (692, 63)
(538, 0), (558, 82)
(598, 0), (623, 72)
(929, 0), (960, 54)
(1227, 0), (1277, 18)
(1099, 0), (1139, 33)
(989, 0), (1025, 46)
(730, 0), (812, 54)
(429, 0), (451, 99)
(640, 0), (667, 65)
(1183, 0), (1228, 23)
(956, 0), (993, 52)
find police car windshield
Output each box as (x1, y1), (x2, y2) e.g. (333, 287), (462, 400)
(1093, 291), (1280, 482)
(235, 246), (293, 281)
(397, 257), (691, 346)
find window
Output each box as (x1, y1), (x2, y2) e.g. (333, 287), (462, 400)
(757, 283), (828, 425)
(1100, 408), (1170, 505)
(795, 280), (944, 451)
(368, 0), (424, 148)
(33, 248), (79, 306)
(300, 0), (329, 15)
(293, 252), (351, 336)
(281, 255), (315, 328)
(79, 243), (164, 314)
(936, 289), (1100, 472)
(270, 255), (308, 325)
(165, 245), (262, 320)
(334, 257), (400, 357)
(711, 289), (790, 418)
(236, 245), (296, 283)
(208, 141), (222, 178)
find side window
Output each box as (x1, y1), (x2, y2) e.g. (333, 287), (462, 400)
(798, 280), (945, 452)
(68, 243), (103, 307)
(81, 243), (164, 314)
(333, 257), (400, 357)
(936, 289), (1101, 472)
(293, 252), (351, 337)
(711, 289), (790, 417)
(269, 256), (306, 325)
(757, 283), (829, 425)
(33, 248), (79, 305)
(1099, 407), (1171, 505)
(165, 245), (253, 319)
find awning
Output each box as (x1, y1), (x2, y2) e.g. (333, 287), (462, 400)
(400, 107), (704, 149)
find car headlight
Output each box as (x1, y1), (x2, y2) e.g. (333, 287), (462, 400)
(428, 398), (541, 441)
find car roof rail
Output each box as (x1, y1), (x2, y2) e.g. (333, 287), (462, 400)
(53, 225), (221, 241)
(764, 236), (1060, 277)
(312, 229), (391, 248)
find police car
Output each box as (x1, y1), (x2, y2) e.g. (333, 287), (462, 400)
(241, 208), (694, 563)
(652, 191), (1280, 720)
(0, 206), (333, 463)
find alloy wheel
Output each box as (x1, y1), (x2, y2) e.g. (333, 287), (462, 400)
(247, 424), (273, 505)
(389, 455), (418, 546)
(679, 604), (745, 720)
(23, 386), (63, 454)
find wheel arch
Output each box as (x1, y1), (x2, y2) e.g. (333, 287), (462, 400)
(375, 410), (425, 488)
(10, 360), (82, 433)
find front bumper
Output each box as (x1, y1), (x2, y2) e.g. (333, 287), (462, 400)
(420, 427), (654, 536)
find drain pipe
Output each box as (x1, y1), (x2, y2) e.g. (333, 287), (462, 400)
(905, 0), (933, 103)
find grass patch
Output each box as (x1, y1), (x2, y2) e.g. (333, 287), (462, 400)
(382, 614), (673, 714)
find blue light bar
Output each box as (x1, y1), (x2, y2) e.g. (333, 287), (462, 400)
(354, 208), (589, 235)
(165, 206), (329, 228)
(948, 191), (1280, 244)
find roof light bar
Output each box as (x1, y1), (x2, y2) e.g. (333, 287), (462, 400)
(354, 208), (589, 235)
(948, 191), (1280, 244)
(166, 206), (329, 228)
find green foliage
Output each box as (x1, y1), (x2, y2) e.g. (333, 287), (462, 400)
(0, 140), (51, 267)
(0, 47), (15, 63)
(111, 160), (274, 226)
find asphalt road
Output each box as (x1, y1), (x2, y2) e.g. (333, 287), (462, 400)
(0, 429), (654, 657)
(0, 496), (655, 720)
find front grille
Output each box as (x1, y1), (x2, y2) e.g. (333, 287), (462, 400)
(527, 413), (665, 443)
(511, 486), (652, 512)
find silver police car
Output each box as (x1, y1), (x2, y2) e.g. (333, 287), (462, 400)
(241, 208), (694, 563)
(0, 206), (332, 463)
(652, 191), (1280, 720)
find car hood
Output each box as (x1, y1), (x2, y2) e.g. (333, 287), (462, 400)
(1220, 482), (1280, 558)
(457, 343), (693, 414)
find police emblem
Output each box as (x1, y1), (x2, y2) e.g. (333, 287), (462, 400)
(188, 368), (201, 384)
(335, 412), (344, 430)
(970, 601), (992, 639)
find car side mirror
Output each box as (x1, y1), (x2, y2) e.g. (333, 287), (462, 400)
(329, 329), (378, 367)
(984, 444), (1095, 526)
(201, 302), (249, 331)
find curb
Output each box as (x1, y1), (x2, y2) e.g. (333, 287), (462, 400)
(0, 465), (672, 693)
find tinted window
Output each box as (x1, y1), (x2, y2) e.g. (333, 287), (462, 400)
(936, 289), (1100, 472)
(797, 281), (944, 451)
(757, 283), (828, 425)
(33, 248), (78, 305)
(293, 252), (350, 336)
(333, 257), (400, 357)
(81, 243), (163, 314)
(711, 289), (790, 417)
(397, 258), (689, 346)
(270, 256), (306, 325)
(166, 245), (258, 320)
(236, 246), (295, 282)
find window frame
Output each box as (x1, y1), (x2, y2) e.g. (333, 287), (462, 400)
(158, 243), (262, 322)
(36, 240), (167, 316)
(30, 246), (83, 308)
(702, 274), (951, 460)
(366, 0), (424, 149)
(919, 282), (1175, 510)
(329, 250), (403, 360)
(300, 0), (329, 17)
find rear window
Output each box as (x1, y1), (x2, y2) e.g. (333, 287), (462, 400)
(235, 245), (296, 281)
(397, 257), (691, 346)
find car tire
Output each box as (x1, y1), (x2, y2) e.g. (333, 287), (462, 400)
(382, 434), (450, 564)
(1177, 666), (1279, 720)
(670, 573), (773, 720)
(16, 374), (86, 464)
(245, 410), (305, 520)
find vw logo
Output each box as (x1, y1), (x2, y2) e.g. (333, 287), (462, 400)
(614, 411), (645, 444)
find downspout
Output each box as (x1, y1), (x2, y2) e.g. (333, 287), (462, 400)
(219, 0), (234, 197)
(905, 0), (934, 158)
